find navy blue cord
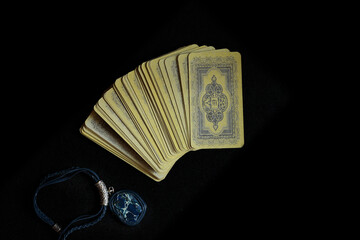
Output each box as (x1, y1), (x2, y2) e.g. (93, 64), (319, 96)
(33, 167), (107, 240)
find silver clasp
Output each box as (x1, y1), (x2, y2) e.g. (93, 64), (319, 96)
(95, 180), (109, 206)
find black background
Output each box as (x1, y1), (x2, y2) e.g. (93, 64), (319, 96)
(2, 2), (319, 239)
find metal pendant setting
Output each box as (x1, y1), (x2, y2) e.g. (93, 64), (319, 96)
(109, 190), (147, 226)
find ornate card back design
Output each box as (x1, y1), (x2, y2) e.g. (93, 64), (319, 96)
(189, 51), (244, 149)
(202, 75), (228, 130)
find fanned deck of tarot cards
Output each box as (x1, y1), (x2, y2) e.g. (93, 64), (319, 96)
(80, 44), (244, 181)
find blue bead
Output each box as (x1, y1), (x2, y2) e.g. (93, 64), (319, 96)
(109, 190), (147, 226)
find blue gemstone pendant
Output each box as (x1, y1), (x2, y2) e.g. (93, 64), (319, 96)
(109, 190), (147, 226)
